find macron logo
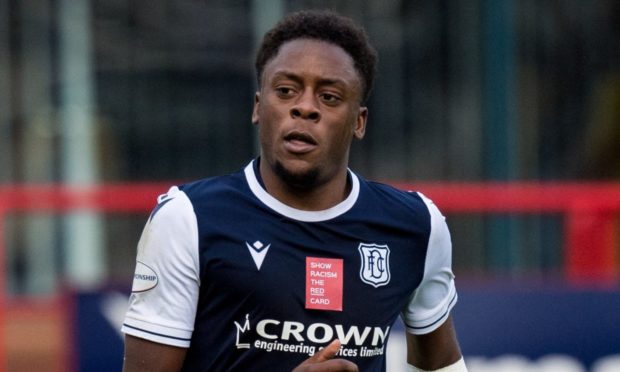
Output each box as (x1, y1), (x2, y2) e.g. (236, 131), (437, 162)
(245, 241), (271, 270)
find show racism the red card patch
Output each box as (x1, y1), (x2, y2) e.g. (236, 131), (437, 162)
(305, 257), (343, 311)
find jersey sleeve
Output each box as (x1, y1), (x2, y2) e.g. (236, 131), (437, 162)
(401, 192), (457, 335)
(121, 186), (200, 348)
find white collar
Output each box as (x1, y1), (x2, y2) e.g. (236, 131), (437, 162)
(243, 160), (359, 222)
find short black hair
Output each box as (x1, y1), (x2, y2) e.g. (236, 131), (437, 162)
(255, 10), (377, 103)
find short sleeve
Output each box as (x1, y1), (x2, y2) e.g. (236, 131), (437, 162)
(121, 186), (200, 347)
(401, 192), (457, 335)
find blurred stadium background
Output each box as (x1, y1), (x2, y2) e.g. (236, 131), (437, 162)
(1, 0), (619, 371)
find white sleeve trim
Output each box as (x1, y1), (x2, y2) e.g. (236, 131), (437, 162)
(122, 317), (193, 348)
(122, 186), (200, 348)
(408, 357), (468, 372)
(402, 192), (457, 335)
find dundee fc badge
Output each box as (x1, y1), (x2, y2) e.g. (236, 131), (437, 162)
(358, 243), (391, 287)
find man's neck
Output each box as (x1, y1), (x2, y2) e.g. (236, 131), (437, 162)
(258, 160), (351, 211)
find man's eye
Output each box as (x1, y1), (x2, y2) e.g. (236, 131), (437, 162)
(276, 87), (293, 95)
(321, 93), (340, 103)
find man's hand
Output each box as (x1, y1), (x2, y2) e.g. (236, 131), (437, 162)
(292, 340), (358, 372)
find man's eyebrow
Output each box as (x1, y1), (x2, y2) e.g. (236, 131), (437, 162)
(271, 70), (349, 88)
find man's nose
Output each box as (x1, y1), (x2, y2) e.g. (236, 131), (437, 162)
(290, 91), (320, 122)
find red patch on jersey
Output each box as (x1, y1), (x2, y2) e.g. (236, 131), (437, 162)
(305, 257), (343, 311)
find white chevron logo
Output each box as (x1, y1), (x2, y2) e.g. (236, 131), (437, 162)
(245, 240), (271, 270)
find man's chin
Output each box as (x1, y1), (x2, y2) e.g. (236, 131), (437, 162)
(274, 160), (320, 190)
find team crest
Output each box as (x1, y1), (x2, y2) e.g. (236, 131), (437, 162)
(358, 243), (391, 287)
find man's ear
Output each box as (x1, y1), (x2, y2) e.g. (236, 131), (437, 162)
(353, 107), (368, 139)
(251, 92), (260, 125)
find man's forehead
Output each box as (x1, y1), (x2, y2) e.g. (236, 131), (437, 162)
(276, 38), (353, 61)
(263, 39), (360, 84)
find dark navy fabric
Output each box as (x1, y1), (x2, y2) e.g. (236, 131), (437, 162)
(178, 164), (431, 371)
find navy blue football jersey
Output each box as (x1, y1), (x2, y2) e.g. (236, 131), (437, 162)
(122, 159), (457, 371)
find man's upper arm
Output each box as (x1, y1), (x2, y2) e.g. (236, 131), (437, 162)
(402, 193), (457, 334)
(402, 194), (464, 370)
(123, 334), (188, 372)
(406, 315), (462, 370)
(122, 186), (200, 357)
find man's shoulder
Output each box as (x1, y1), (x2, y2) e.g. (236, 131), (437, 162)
(179, 168), (246, 200)
(359, 176), (426, 207)
(354, 176), (435, 231)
